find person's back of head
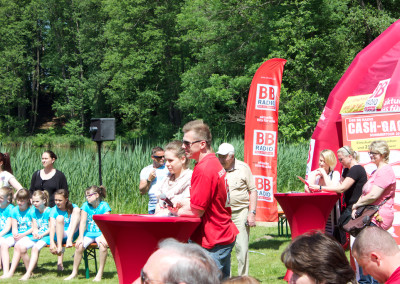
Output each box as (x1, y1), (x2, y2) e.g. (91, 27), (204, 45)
(281, 231), (356, 284)
(353, 226), (399, 259)
(159, 238), (221, 284)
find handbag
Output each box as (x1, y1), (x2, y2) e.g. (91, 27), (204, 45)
(334, 208), (351, 247)
(342, 198), (389, 237)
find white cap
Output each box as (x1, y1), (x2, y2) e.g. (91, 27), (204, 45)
(216, 143), (235, 155)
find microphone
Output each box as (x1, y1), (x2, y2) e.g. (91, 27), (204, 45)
(159, 193), (174, 208)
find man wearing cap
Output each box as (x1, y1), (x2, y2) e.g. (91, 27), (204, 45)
(217, 143), (257, 276)
(139, 146), (169, 214)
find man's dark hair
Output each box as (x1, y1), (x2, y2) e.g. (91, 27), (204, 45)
(281, 231), (356, 284)
(151, 146), (164, 156)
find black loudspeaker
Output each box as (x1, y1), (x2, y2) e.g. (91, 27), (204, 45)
(90, 118), (115, 141)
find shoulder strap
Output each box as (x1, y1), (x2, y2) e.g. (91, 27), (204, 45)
(378, 196), (390, 207)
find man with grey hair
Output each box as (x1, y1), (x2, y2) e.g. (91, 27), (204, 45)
(353, 226), (400, 284)
(133, 238), (221, 284)
(217, 142), (257, 276)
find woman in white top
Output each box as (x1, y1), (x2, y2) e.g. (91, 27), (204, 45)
(306, 149), (341, 235)
(305, 149), (340, 192)
(155, 140), (192, 216)
(0, 153), (23, 191)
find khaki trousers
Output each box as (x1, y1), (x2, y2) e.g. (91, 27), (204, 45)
(231, 207), (250, 276)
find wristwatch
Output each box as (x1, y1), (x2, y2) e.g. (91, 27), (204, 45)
(251, 210), (256, 215)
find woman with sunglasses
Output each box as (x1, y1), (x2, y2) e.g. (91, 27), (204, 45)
(308, 146), (367, 243)
(29, 150), (68, 207)
(308, 146), (367, 211)
(350, 140), (396, 284)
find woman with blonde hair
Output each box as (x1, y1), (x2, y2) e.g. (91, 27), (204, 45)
(305, 149), (340, 192)
(305, 149), (341, 235)
(350, 140), (395, 284)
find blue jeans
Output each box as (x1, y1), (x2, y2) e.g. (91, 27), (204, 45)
(206, 240), (235, 279)
(148, 209), (155, 214)
(358, 266), (378, 284)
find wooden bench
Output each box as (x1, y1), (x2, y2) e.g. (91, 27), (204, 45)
(278, 210), (290, 237)
(46, 242), (98, 279)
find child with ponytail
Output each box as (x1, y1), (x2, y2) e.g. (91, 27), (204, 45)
(65, 185), (111, 281)
(19, 190), (51, 280)
(49, 189), (80, 271)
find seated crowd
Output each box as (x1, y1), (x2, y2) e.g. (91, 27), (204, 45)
(0, 186), (110, 281)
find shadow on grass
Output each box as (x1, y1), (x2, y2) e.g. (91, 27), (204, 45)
(249, 234), (291, 250)
(33, 260), (116, 280)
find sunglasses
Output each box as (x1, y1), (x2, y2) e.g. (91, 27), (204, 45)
(182, 140), (203, 147)
(152, 155), (165, 159)
(368, 152), (379, 156)
(86, 192), (97, 198)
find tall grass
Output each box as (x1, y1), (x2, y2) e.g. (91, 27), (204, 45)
(1, 139), (308, 213)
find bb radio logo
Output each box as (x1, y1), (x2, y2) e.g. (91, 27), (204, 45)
(254, 176), (273, 202)
(255, 84), (278, 111)
(253, 130), (276, 156)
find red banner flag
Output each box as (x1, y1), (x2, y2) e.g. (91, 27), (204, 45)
(244, 58), (287, 222)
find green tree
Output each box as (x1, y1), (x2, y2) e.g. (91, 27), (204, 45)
(175, 0), (400, 141)
(102, 0), (187, 138)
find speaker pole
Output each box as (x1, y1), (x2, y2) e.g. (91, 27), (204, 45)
(97, 141), (103, 185)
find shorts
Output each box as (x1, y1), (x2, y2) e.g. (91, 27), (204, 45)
(83, 236), (104, 248)
(3, 236), (16, 247)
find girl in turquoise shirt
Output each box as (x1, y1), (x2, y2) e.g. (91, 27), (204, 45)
(65, 185), (111, 281)
(20, 190), (51, 280)
(49, 188), (80, 271)
(0, 187), (14, 271)
(1, 189), (33, 277)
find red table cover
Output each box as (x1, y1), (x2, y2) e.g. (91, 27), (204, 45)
(275, 192), (340, 282)
(94, 214), (201, 284)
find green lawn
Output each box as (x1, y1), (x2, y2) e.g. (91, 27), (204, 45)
(1, 224), (291, 283)
(0, 247), (119, 283)
(231, 224), (291, 283)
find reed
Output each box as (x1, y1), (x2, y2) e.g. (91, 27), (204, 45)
(1, 139), (308, 213)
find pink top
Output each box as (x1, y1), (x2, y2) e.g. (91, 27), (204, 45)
(361, 164), (396, 230)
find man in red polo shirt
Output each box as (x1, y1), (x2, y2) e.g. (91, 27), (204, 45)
(353, 226), (400, 284)
(177, 119), (238, 279)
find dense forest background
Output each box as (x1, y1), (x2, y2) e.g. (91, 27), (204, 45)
(1, 0), (399, 143)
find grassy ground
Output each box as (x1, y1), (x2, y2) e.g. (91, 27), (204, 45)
(231, 224), (291, 283)
(0, 246), (119, 283)
(0, 224), (292, 283)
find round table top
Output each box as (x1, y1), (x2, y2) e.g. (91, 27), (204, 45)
(275, 192), (339, 197)
(93, 214), (202, 223)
